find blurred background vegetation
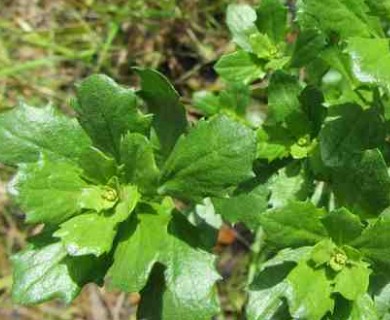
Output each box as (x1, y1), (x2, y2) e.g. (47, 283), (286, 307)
(0, 0), (238, 110)
(0, 0), (256, 319)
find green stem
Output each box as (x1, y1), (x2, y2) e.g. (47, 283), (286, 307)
(247, 227), (265, 286)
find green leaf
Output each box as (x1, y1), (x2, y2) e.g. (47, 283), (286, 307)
(74, 74), (151, 158)
(374, 282), (390, 318)
(226, 4), (258, 52)
(286, 261), (334, 320)
(320, 47), (357, 85)
(78, 147), (117, 184)
(108, 212), (168, 293)
(247, 247), (313, 320)
(297, 0), (380, 39)
(192, 91), (221, 116)
(351, 214), (390, 267)
(346, 38), (390, 89)
(329, 293), (378, 319)
(332, 149), (390, 217)
(256, 126), (295, 161)
(334, 262), (371, 301)
(267, 71), (302, 124)
(212, 181), (269, 230)
(219, 83), (251, 115)
(160, 115), (256, 201)
(54, 185), (139, 257)
(260, 247), (312, 271)
(290, 29), (327, 68)
(319, 104), (385, 167)
(193, 84), (250, 117)
(54, 213), (118, 257)
(310, 239), (337, 268)
(269, 162), (312, 209)
(10, 154), (118, 224)
(350, 294), (379, 319)
(0, 103), (91, 166)
(187, 199), (222, 249)
(259, 202), (328, 248)
(120, 133), (159, 194)
(147, 213), (221, 320)
(12, 240), (106, 305)
(249, 33), (278, 60)
(365, 0), (390, 20)
(309, 144), (332, 180)
(215, 50), (265, 84)
(267, 72), (312, 141)
(248, 258), (297, 320)
(266, 56), (290, 71)
(135, 68), (188, 162)
(247, 282), (288, 320)
(113, 185), (142, 222)
(136, 263), (166, 320)
(321, 71), (359, 107)
(108, 202), (221, 319)
(321, 208), (363, 245)
(255, 0), (287, 44)
(12, 242), (70, 304)
(299, 85), (326, 136)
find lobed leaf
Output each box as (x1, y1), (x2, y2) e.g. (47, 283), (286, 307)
(259, 201), (328, 248)
(10, 154), (117, 224)
(135, 68), (188, 163)
(255, 0), (287, 44)
(365, 0), (390, 20)
(351, 214), (390, 267)
(120, 132), (160, 194)
(349, 294), (379, 319)
(268, 162), (312, 209)
(215, 50), (265, 84)
(78, 147), (117, 185)
(321, 208), (363, 245)
(12, 240), (107, 305)
(226, 4), (258, 52)
(108, 201), (221, 319)
(334, 262), (371, 301)
(286, 261), (334, 320)
(346, 38), (390, 90)
(54, 185), (139, 257)
(297, 0), (381, 39)
(290, 29), (327, 68)
(0, 103), (91, 166)
(256, 126), (295, 161)
(319, 104), (385, 168)
(212, 182), (269, 231)
(74, 74), (151, 158)
(267, 71), (303, 125)
(247, 282), (288, 320)
(160, 115), (256, 201)
(332, 149), (390, 217)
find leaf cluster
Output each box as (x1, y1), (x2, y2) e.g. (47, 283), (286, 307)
(1, 70), (257, 319)
(193, 0), (390, 319)
(3, 0), (390, 319)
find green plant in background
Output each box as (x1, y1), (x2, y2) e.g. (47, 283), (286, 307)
(2, 0), (390, 319)
(194, 0), (390, 319)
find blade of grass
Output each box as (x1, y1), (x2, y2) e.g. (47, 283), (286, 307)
(94, 22), (119, 72)
(0, 57), (62, 78)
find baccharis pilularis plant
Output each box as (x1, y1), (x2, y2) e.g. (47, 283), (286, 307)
(2, 0), (390, 319)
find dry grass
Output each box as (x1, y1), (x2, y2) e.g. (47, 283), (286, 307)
(0, 0), (238, 109)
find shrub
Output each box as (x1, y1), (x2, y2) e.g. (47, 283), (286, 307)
(2, 1), (390, 319)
